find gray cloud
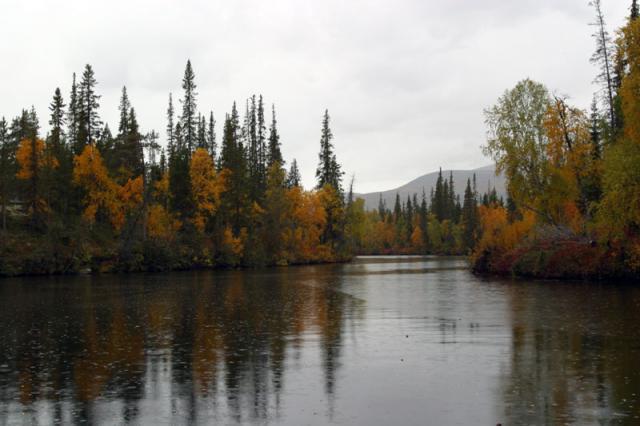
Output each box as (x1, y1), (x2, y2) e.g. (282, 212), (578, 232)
(0, 0), (630, 192)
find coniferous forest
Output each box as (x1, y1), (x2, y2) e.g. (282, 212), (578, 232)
(0, 60), (360, 275)
(1, 1), (640, 279)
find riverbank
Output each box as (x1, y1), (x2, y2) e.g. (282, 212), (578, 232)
(0, 231), (352, 277)
(472, 237), (640, 281)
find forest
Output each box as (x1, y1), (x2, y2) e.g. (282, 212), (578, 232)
(1, 0), (639, 279)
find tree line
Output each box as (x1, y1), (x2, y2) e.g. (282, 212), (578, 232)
(0, 61), (353, 274)
(354, 170), (499, 255)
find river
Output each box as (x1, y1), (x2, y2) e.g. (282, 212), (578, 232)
(1, 256), (639, 425)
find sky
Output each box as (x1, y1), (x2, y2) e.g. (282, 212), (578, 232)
(0, 0), (632, 193)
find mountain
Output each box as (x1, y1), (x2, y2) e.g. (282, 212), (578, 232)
(354, 165), (506, 211)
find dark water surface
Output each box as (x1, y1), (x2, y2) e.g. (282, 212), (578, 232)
(1, 256), (639, 425)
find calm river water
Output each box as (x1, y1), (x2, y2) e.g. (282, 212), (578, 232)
(1, 256), (639, 425)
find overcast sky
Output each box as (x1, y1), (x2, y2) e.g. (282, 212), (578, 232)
(0, 0), (631, 192)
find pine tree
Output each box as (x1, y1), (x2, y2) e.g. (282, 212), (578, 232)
(48, 88), (72, 216)
(166, 93), (175, 157)
(197, 114), (206, 149)
(315, 109), (343, 194)
(462, 178), (478, 251)
(67, 73), (79, 154)
(377, 194), (386, 220)
(77, 64), (102, 148)
(405, 195), (414, 243)
(117, 86), (131, 138)
(432, 168), (445, 221)
(257, 95), (267, 183)
(49, 88), (66, 149)
(125, 108), (144, 177)
(168, 121), (192, 218)
(267, 104), (283, 168)
(180, 60), (197, 152)
(419, 190), (429, 252)
(393, 193), (402, 222)
(207, 111), (216, 160)
(220, 103), (248, 234)
(247, 96), (261, 202)
(286, 159), (301, 188)
(632, 0), (639, 21)
(448, 171), (456, 221)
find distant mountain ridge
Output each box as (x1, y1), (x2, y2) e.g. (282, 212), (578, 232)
(354, 165), (506, 211)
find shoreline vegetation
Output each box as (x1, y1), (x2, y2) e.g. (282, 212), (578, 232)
(2, 1), (640, 280)
(471, 1), (640, 281)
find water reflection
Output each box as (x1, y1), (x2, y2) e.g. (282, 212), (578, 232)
(1, 258), (640, 425)
(0, 267), (362, 425)
(500, 282), (640, 425)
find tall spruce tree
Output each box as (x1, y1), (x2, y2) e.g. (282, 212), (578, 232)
(432, 168), (445, 221)
(633, 0), (639, 21)
(220, 104), (248, 234)
(117, 86), (131, 138)
(315, 109), (343, 193)
(419, 190), (429, 252)
(49, 88), (66, 149)
(196, 114), (207, 149)
(48, 88), (71, 216)
(180, 60), (197, 152)
(207, 111), (216, 160)
(77, 64), (102, 148)
(166, 93), (175, 157)
(257, 95), (267, 183)
(67, 73), (80, 154)
(125, 108), (144, 177)
(462, 178), (478, 251)
(267, 104), (283, 167)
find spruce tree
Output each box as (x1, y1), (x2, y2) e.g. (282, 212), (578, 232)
(67, 73), (79, 154)
(405, 195), (414, 243)
(257, 95), (267, 183)
(166, 93), (175, 158)
(220, 103), (248, 234)
(247, 96), (261, 202)
(286, 159), (301, 188)
(125, 108), (144, 177)
(77, 64), (102, 148)
(393, 193), (402, 222)
(196, 114), (206, 149)
(632, 0), (639, 21)
(48, 89), (72, 216)
(377, 194), (386, 220)
(462, 178), (478, 251)
(207, 111), (216, 160)
(419, 190), (429, 252)
(49, 88), (66, 148)
(267, 104), (283, 168)
(315, 109), (343, 193)
(117, 86), (131, 138)
(180, 60), (197, 152)
(432, 168), (446, 221)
